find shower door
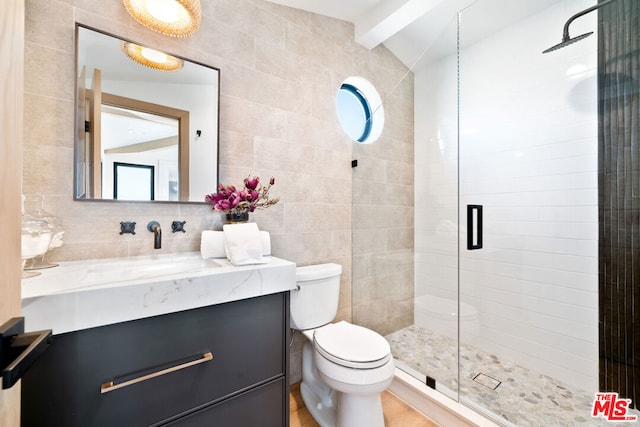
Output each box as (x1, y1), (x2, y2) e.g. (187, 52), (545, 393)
(457, 0), (601, 425)
(395, 11), (461, 401)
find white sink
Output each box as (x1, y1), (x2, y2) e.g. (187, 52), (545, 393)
(23, 253), (222, 296)
(22, 252), (296, 334)
(80, 254), (221, 289)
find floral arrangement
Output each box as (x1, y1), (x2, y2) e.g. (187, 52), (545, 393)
(205, 175), (279, 214)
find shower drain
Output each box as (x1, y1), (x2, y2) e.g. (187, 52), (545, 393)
(473, 373), (502, 390)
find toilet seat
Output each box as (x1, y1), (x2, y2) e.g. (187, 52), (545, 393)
(313, 321), (391, 369)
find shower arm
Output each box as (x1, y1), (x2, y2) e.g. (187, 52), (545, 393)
(561, 0), (616, 41)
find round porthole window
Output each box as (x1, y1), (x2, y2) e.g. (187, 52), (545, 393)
(336, 77), (384, 144)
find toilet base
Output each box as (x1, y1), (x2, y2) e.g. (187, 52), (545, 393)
(300, 340), (391, 427)
(301, 382), (386, 427)
(300, 381), (337, 427)
(300, 341), (337, 427)
(300, 381), (386, 427)
(336, 392), (385, 427)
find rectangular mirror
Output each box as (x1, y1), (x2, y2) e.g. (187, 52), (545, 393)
(74, 25), (219, 203)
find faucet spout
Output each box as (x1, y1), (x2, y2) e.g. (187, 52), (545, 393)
(146, 221), (162, 249)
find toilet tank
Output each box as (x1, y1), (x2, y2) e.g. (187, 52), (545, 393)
(290, 263), (342, 330)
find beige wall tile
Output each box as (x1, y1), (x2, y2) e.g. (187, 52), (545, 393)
(23, 94), (73, 147)
(23, 0), (413, 383)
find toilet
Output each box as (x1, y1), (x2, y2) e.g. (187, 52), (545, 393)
(291, 263), (395, 427)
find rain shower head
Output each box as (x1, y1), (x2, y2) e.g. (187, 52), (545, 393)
(543, 0), (616, 54)
(542, 32), (594, 54)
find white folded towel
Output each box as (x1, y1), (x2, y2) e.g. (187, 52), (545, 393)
(200, 231), (226, 259)
(260, 231), (271, 256)
(201, 230), (271, 259)
(222, 223), (268, 266)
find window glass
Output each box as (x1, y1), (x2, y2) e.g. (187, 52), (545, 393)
(336, 77), (384, 144)
(337, 84), (371, 142)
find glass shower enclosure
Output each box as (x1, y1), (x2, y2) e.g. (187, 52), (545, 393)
(353, 0), (639, 425)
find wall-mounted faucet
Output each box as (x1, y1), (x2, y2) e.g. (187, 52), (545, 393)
(146, 221), (162, 249)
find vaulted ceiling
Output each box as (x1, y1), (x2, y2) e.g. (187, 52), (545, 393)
(264, 0), (564, 71)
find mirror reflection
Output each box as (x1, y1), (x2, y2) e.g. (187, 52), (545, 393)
(74, 25), (219, 203)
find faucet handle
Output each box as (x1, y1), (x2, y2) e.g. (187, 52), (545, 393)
(171, 221), (186, 233)
(119, 221), (136, 235)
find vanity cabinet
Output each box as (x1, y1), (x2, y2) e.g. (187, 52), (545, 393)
(21, 292), (290, 427)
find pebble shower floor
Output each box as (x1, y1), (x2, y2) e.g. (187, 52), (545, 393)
(385, 325), (639, 426)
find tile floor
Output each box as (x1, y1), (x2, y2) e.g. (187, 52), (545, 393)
(386, 324), (639, 427)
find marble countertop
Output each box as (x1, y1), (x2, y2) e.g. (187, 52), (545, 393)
(22, 252), (296, 334)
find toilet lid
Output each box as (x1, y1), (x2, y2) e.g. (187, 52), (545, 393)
(313, 321), (391, 369)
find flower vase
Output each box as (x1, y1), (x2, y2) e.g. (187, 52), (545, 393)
(225, 212), (249, 224)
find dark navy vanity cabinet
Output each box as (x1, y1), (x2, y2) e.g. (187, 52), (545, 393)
(21, 292), (290, 427)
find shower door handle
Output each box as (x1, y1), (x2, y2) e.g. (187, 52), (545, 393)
(467, 205), (483, 250)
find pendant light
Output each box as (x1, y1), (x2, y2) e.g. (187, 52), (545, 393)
(122, 0), (201, 37)
(121, 42), (184, 71)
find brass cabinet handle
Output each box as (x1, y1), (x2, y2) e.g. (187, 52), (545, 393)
(101, 352), (213, 394)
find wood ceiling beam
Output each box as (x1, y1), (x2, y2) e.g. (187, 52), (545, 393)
(355, 0), (445, 49)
